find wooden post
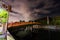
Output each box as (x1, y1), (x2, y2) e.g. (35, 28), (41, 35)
(7, 5), (12, 12)
(47, 16), (49, 25)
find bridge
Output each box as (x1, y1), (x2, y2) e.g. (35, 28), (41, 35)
(8, 22), (41, 28)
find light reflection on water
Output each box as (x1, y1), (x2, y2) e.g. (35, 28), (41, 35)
(32, 25), (60, 30)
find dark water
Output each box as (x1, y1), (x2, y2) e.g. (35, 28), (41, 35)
(8, 27), (60, 40)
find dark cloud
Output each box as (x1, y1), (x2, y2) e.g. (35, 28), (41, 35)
(27, 0), (60, 17)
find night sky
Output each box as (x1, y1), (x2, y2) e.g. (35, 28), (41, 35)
(0, 0), (60, 22)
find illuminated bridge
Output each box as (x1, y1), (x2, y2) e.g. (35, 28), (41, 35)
(8, 22), (41, 28)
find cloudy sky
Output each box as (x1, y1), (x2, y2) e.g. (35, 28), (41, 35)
(0, 0), (60, 23)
